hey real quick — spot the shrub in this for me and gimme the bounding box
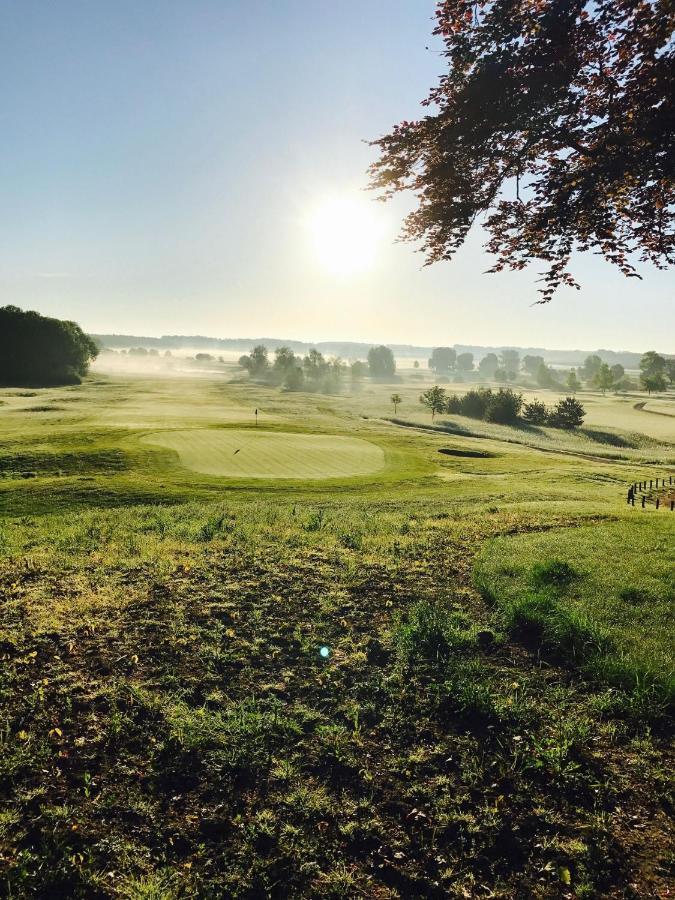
[459,388,493,419]
[446,393,462,413]
[484,388,523,424]
[523,399,548,425]
[548,396,585,428]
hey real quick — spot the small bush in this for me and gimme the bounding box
[523,399,548,425]
[459,388,493,419]
[446,393,462,414]
[484,388,523,424]
[548,396,585,429]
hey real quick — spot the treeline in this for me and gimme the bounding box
[0,306,98,386]
[428,347,674,395]
[420,387,585,429]
[238,344,397,391]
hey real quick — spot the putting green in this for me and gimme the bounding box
[141,429,385,479]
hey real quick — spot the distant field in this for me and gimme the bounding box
[141,428,385,479]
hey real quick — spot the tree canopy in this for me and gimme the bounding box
[428,346,457,372]
[368,345,396,379]
[369,1,675,300]
[0,305,98,386]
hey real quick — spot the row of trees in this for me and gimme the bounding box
[0,305,98,386]
[419,386,585,430]
[238,344,397,391]
[428,346,674,395]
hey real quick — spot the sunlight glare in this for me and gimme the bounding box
[307,194,384,276]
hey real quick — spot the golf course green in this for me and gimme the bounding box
[140,428,385,479]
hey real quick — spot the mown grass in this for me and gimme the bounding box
[0,373,673,897]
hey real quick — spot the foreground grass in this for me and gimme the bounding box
[474,517,675,708]
[0,375,674,897]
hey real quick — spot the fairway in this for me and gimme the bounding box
[141,427,385,478]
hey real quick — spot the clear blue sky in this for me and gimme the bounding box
[0,1,672,351]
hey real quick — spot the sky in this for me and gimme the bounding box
[0,1,672,352]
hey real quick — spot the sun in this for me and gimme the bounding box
[306,194,384,276]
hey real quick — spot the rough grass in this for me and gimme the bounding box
[474,518,675,706]
[0,374,674,897]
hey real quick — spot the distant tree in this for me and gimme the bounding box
[419,386,447,421]
[523,399,548,425]
[593,363,614,394]
[368,1,675,300]
[330,357,347,378]
[273,346,297,381]
[195,352,213,361]
[610,364,625,385]
[164,350,172,358]
[615,376,638,392]
[240,345,269,378]
[493,367,508,384]
[428,346,456,373]
[368,345,396,379]
[640,351,667,377]
[499,350,520,381]
[566,370,582,394]
[639,351,667,394]
[523,355,545,377]
[666,359,675,386]
[350,360,369,381]
[413,360,420,369]
[129,347,148,356]
[456,352,474,373]
[478,353,499,379]
[148,348,159,357]
[536,363,559,389]
[548,397,585,429]
[283,366,305,392]
[581,354,603,383]
[484,388,523,424]
[390,393,402,414]
[303,348,328,382]
[0,305,98,386]
[641,373,666,395]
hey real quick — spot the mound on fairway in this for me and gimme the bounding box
[141,429,385,479]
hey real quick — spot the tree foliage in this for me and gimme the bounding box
[523,354,545,376]
[456,351,474,372]
[523,398,549,424]
[548,396,585,428]
[419,385,448,420]
[478,352,499,378]
[593,362,615,393]
[428,346,457,372]
[0,305,98,386]
[368,345,396,379]
[369,1,675,299]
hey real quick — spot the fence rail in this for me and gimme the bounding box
[626,474,675,511]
